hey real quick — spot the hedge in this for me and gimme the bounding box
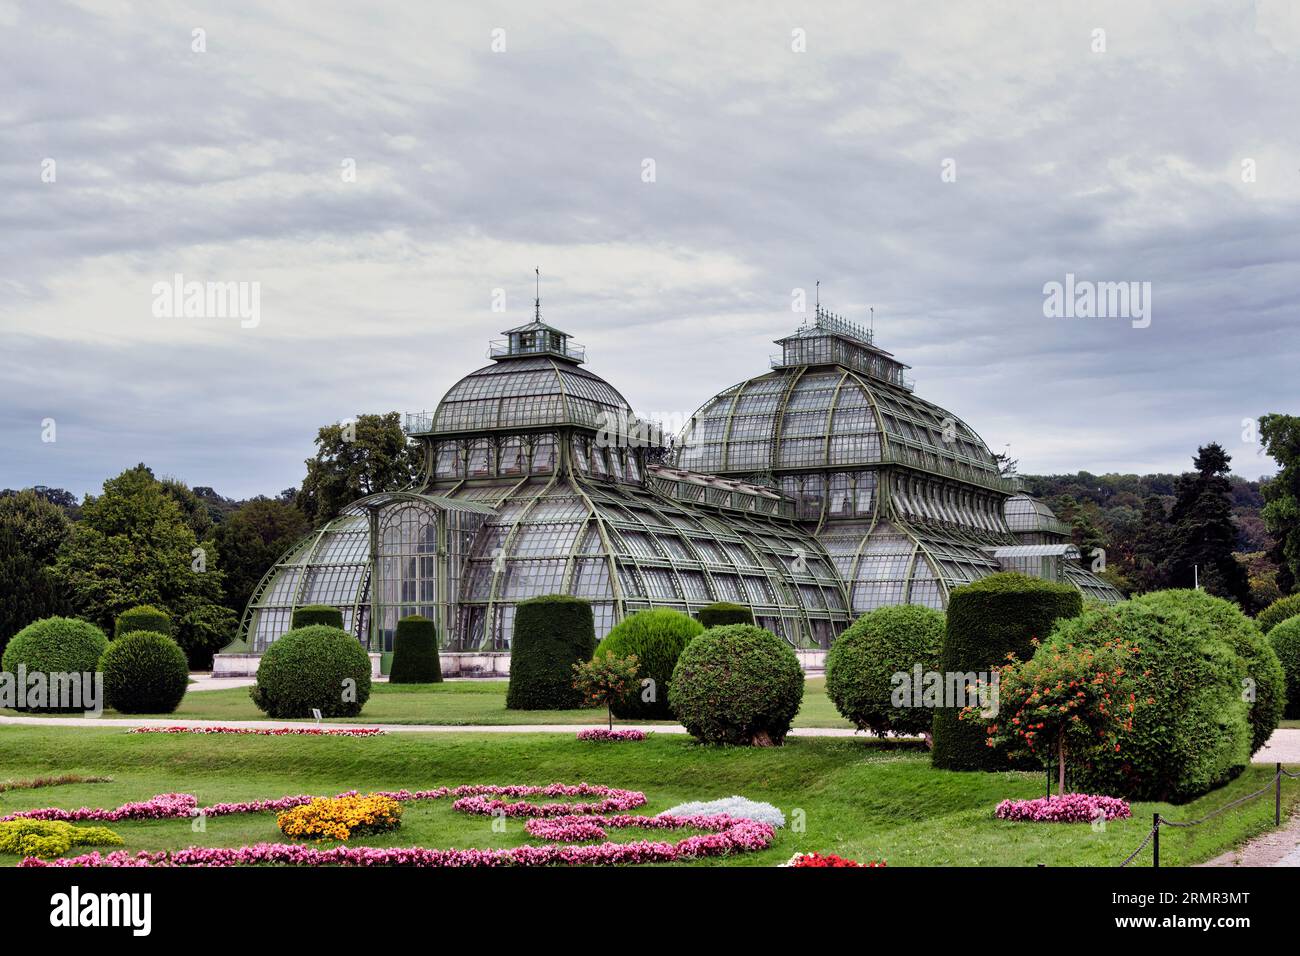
[505,595,596,710]
[1044,591,1251,802]
[250,625,372,718]
[930,572,1082,771]
[291,605,345,630]
[593,609,703,719]
[113,605,172,640]
[0,617,109,713]
[1270,616,1300,720]
[669,624,804,746]
[826,605,946,738]
[389,615,442,684]
[697,602,754,629]
[100,630,190,714]
[1257,594,1300,634]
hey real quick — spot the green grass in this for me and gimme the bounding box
[0,725,1295,867]
[2,677,856,728]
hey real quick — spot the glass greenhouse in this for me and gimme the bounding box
[224,305,1120,664]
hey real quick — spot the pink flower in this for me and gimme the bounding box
[994,793,1131,823]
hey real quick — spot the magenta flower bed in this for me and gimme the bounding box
[995,793,1132,823]
[576,729,646,742]
[127,726,385,737]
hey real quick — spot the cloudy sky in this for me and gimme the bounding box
[2,0,1297,500]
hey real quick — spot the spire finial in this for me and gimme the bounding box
[534,267,541,321]
[815,280,820,314]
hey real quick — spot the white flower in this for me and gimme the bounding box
[658,796,786,829]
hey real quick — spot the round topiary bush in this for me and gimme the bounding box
[931,572,1082,771]
[669,624,804,746]
[291,604,345,630]
[697,602,754,629]
[593,609,704,719]
[250,625,372,718]
[389,615,442,684]
[1044,592,1252,802]
[1,617,108,713]
[826,604,946,738]
[506,595,596,710]
[113,605,172,640]
[100,630,190,714]
[1269,616,1300,720]
[1257,594,1300,634]
[1142,589,1283,754]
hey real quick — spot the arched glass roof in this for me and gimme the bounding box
[1004,493,1074,536]
[431,357,632,434]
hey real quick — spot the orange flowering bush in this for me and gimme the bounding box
[572,653,640,730]
[277,793,402,842]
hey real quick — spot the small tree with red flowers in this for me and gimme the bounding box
[963,638,1141,794]
[572,653,641,730]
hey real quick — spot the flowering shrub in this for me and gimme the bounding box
[572,653,641,729]
[660,796,786,829]
[784,852,885,868]
[524,817,608,841]
[277,793,403,841]
[126,726,385,737]
[576,729,646,742]
[0,820,123,859]
[995,793,1132,823]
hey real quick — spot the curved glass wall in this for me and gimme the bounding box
[431,357,633,433]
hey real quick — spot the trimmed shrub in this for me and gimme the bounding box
[669,624,804,746]
[1,617,108,713]
[291,604,345,630]
[931,572,1082,771]
[826,605,945,738]
[1270,617,1300,720]
[697,602,754,629]
[1142,589,1283,754]
[100,631,190,714]
[113,605,172,640]
[250,625,372,718]
[1257,594,1300,634]
[593,609,704,719]
[506,595,596,710]
[1045,592,1252,802]
[389,615,442,684]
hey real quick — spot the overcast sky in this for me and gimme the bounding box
[2,0,1297,500]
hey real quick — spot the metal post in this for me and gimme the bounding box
[1277,763,1284,827]
[1152,813,1160,868]
[1046,766,1052,799]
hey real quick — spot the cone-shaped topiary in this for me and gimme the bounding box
[1270,616,1300,720]
[389,615,442,684]
[506,595,596,710]
[113,605,172,640]
[696,602,754,629]
[593,608,703,719]
[669,624,804,746]
[1257,594,1300,634]
[250,625,372,718]
[931,572,1082,771]
[291,605,344,630]
[100,630,190,714]
[1,617,108,713]
[826,604,946,738]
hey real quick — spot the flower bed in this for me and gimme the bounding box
[126,726,385,737]
[277,793,403,841]
[783,852,885,868]
[995,793,1132,823]
[660,796,785,829]
[576,729,646,742]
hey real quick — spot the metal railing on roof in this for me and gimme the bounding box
[489,339,586,362]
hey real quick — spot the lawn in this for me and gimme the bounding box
[1,726,1296,867]
[2,677,855,728]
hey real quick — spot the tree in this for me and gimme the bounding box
[52,464,235,668]
[1260,414,1300,595]
[296,412,423,523]
[572,653,641,730]
[1127,495,1171,593]
[1052,494,1106,569]
[1166,444,1251,605]
[160,478,214,541]
[211,498,310,616]
[0,491,73,652]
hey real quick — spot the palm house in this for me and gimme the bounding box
[220,300,1120,670]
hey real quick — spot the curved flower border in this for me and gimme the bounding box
[576,729,646,742]
[126,726,386,737]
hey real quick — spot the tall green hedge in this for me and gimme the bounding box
[113,605,172,640]
[291,605,344,630]
[506,595,595,710]
[1257,594,1300,634]
[593,608,703,719]
[389,615,442,684]
[930,572,1082,771]
[697,602,754,629]
[1270,616,1300,720]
